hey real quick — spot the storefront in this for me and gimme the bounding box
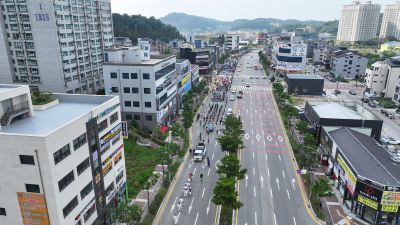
[335,154,357,209]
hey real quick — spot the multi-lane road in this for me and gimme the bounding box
[153,51,320,225]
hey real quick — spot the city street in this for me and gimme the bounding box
[233,51,319,225]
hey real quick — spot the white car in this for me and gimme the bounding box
[231,90,236,94]
[391,155,400,163]
[246,83,250,87]
[230,95,235,101]
[227,108,233,115]
[381,137,400,145]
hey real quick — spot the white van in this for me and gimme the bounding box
[227,108,233,116]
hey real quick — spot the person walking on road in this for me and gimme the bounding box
[200,173,203,182]
[207,157,210,167]
[173,214,178,224]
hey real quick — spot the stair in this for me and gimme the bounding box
[0,101,30,126]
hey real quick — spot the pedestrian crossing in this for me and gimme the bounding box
[231,85,271,92]
[234,74,266,79]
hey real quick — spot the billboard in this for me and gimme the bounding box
[381,191,400,205]
[17,192,50,225]
[100,123,122,151]
[337,154,357,195]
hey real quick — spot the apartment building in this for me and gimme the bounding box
[179,47,212,75]
[272,42,307,74]
[364,61,389,96]
[384,56,400,104]
[0,84,126,225]
[331,51,368,79]
[337,1,380,42]
[0,0,114,93]
[115,37,132,47]
[103,40,178,130]
[380,1,400,40]
[225,33,240,51]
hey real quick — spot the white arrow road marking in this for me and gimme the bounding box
[275,141,278,147]
[282,170,286,179]
[267,168,270,177]
[174,212,181,224]
[196,130,200,135]
[287,189,291,199]
[276,177,280,190]
[245,174,248,187]
[207,167,211,176]
[253,167,255,176]
[194,212,199,225]
[255,212,258,225]
[193,167,197,176]
[246,109,249,114]
[214,141,218,147]
[274,213,277,225]
[189,198,194,213]
[256,134,260,140]
[171,196,178,212]
[270,188,273,199]
[201,187,205,199]
[293,216,297,225]
[245,133,250,139]
[292,178,296,191]
[260,176,264,189]
[214,160,220,170]
[263,140,266,146]
[212,153,214,160]
[278,155,281,161]
[206,198,211,215]
[254,186,256,197]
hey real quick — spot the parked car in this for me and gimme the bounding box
[237,91,243,99]
[334,90,341,95]
[381,137,400,145]
[381,109,387,114]
[349,90,356,95]
[231,90,236,94]
[389,114,395,119]
[230,95,235,101]
[246,83,250,87]
[361,98,370,103]
[391,155,400,163]
[368,102,377,108]
[227,108,233,116]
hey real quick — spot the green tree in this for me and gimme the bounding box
[212,177,243,209]
[170,122,183,139]
[311,177,332,197]
[217,155,247,180]
[303,133,316,147]
[143,174,159,212]
[218,115,244,154]
[111,201,142,224]
[296,121,308,133]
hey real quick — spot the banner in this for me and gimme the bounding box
[121,121,128,139]
[17,192,50,225]
[355,181,383,203]
[337,154,357,195]
[358,195,378,210]
[381,191,400,205]
[100,123,122,151]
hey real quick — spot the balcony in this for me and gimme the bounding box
[155,64,176,80]
[0,101,30,126]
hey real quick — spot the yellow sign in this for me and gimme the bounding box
[180,73,191,85]
[382,191,400,205]
[17,192,50,225]
[358,195,378,210]
[337,155,357,193]
[114,152,122,164]
[382,204,398,212]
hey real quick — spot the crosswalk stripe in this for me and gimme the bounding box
[231,86,271,92]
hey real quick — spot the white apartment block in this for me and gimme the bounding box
[337,1,381,42]
[380,1,400,40]
[384,56,400,104]
[331,51,368,79]
[0,84,126,225]
[364,61,389,96]
[103,40,178,130]
[225,33,240,51]
[0,0,114,94]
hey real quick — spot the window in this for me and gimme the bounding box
[97,119,108,133]
[54,144,71,165]
[19,155,34,165]
[110,72,117,79]
[84,204,95,222]
[145,102,151,108]
[145,115,152,121]
[132,101,140,107]
[134,114,141,120]
[124,101,131,107]
[111,87,118,93]
[125,114,133,120]
[0,208,6,216]
[132,87,139,93]
[116,170,124,184]
[77,158,90,175]
[63,196,78,218]
[143,73,150,79]
[122,73,129,79]
[73,133,87,150]
[110,112,119,124]
[58,171,75,192]
[105,183,115,197]
[144,88,151,94]
[25,184,40,193]
[131,73,138,79]
[80,181,93,200]
[123,87,130,93]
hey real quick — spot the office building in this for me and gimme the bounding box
[0,0,114,94]
[331,51,368,79]
[0,84,126,225]
[103,40,178,130]
[337,1,380,42]
[272,42,307,74]
[190,64,200,86]
[380,2,400,40]
[384,56,400,104]
[179,47,212,75]
[225,33,240,51]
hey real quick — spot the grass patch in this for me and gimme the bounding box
[31,91,55,105]
[379,98,397,109]
[124,136,165,199]
[288,96,305,106]
[219,206,233,225]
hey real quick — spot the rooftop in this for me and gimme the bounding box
[383,41,400,47]
[309,101,363,120]
[176,59,188,63]
[334,51,364,59]
[0,84,23,94]
[329,127,400,186]
[385,56,400,68]
[0,94,115,136]
[286,74,324,80]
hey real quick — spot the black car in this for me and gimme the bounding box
[334,90,341,95]
[368,102,377,108]
[349,90,356,95]
[361,98,369,103]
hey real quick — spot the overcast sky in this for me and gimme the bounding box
[111,0,394,21]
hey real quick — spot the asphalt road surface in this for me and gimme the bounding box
[233,51,319,225]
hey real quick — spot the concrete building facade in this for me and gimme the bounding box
[331,51,368,79]
[379,2,400,40]
[0,84,126,225]
[364,61,389,97]
[0,0,114,94]
[337,1,381,42]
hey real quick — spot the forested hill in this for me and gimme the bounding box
[112,13,184,44]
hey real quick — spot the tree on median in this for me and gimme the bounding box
[217,155,247,180]
[212,177,243,209]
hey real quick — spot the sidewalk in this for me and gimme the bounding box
[313,170,367,225]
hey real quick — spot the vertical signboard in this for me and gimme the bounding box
[17,192,50,225]
[121,121,128,139]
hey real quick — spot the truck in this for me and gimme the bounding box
[194,142,207,162]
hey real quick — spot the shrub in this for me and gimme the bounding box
[31,91,55,105]
[148,187,167,214]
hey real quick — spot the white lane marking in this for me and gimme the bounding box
[188,158,194,168]
[245,174,248,187]
[292,178,296,191]
[253,167,255,176]
[189,198,194,213]
[293,216,297,225]
[174,211,181,224]
[215,141,218,147]
[251,113,253,118]
[270,121,273,126]
[269,114,272,118]
[260,176,264,189]
[202,160,207,169]
[282,170,286,179]
[252,129,254,135]
[201,187,205,199]
[254,186,256,197]
[267,168,270,177]
[255,212,258,225]
[274,213,277,225]
[287,189,291,199]
[262,130,265,135]
[207,167,211,176]
[206,198,211,215]
[212,153,214,160]
[278,155,281,161]
[252,139,254,145]
[276,142,278,147]
[193,167,197,175]
[194,212,199,225]
[171,196,178,212]
[265,153,268,161]
[197,129,200,135]
[276,177,280,190]
[263,140,266,146]
[270,188,273,199]
[273,131,276,136]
